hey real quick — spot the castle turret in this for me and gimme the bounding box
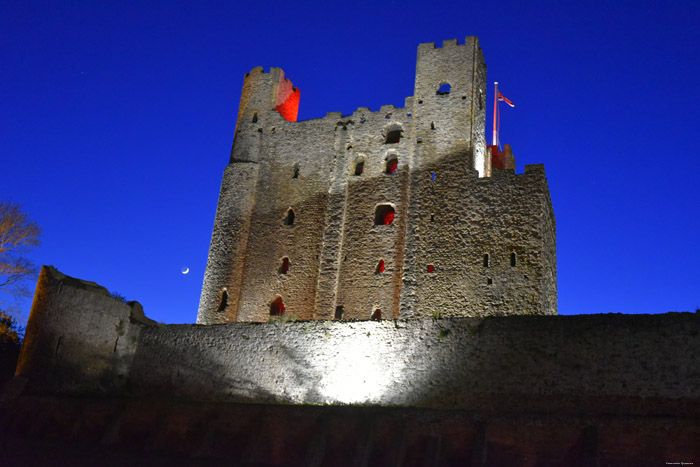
[411,37,487,176]
[199,67,299,323]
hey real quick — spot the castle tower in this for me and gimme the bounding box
[399,37,489,317]
[197,68,300,324]
[198,38,556,324]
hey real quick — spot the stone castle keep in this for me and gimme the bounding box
[198,36,556,324]
[3,38,698,464]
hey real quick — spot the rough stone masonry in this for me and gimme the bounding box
[198,37,556,324]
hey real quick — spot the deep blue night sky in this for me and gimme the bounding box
[2,0,699,324]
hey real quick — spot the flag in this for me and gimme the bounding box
[498,91,515,108]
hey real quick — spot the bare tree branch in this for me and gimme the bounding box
[0,202,41,299]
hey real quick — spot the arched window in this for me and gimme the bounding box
[371,309,382,321]
[284,208,295,226]
[252,112,258,123]
[376,259,385,274]
[292,163,300,179]
[216,289,228,313]
[510,252,517,267]
[335,306,344,320]
[483,254,490,268]
[279,257,290,274]
[437,83,451,95]
[375,205,395,225]
[270,296,285,316]
[385,128,402,144]
[385,157,398,174]
[354,160,364,176]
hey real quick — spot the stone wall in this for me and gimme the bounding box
[16,268,699,414]
[6,267,699,464]
[15,266,155,395]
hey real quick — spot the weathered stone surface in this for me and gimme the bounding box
[15,266,151,395]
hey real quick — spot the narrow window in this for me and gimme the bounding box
[376,259,385,274]
[385,157,398,174]
[354,160,364,176]
[437,83,451,95]
[371,309,382,320]
[430,214,434,223]
[217,290,228,312]
[375,205,395,225]
[270,296,285,316]
[510,252,517,267]
[385,129,402,144]
[483,254,489,267]
[427,264,434,273]
[292,163,299,179]
[335,306,344,320]
[430,122,435,130]
[279,257,290,274]
[430,172,436,181]
[252,112,258,123]
[55,336,63,355]
[487,278,493,285]
[284,208,295,226]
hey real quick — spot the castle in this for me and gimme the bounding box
[198,36,556,324]
[5,38,696,465]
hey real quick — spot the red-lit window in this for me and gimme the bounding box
[376,259,385,274]
[270,296,285,316]
[371,309,382,320]
[279,257,290,274]
[427,265,434,273]
[375,205,395,225]
[386,158,398,174]
[354,161,364,176]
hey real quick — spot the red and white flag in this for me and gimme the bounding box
[498,91,515,108]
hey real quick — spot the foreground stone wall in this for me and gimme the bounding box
[129,312,699,412]
[15,266,155,395]
[7,267,699,463]
[15,268,699,416]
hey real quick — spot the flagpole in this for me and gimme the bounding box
[492,81,498,146]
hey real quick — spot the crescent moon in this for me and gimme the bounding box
[181,267,190,275]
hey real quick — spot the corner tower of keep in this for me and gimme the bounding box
[197,36,556,324]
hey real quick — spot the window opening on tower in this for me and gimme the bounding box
[375,205,395,225]
[279,257,290,274]
[217,289,228,313]
[437,83,451,95]
[385,129,402,144]
[270,296,285,316]
[376,259,385,274]
[354,160,364,176]
[284,208,295,226]
[386,157,398,174]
